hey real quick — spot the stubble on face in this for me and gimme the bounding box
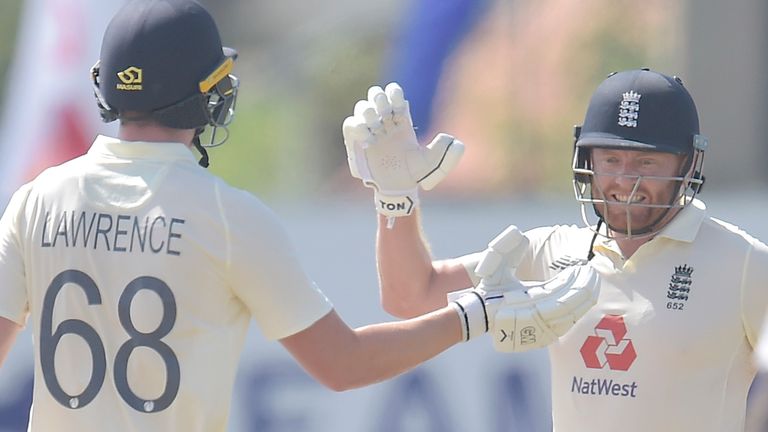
[589,149,687,235]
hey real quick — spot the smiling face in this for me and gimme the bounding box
[589,148,688,235]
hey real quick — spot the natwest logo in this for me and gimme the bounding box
[580,315,636,371]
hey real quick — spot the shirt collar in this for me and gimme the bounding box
[656,198,707,242]
[87,134,198,164]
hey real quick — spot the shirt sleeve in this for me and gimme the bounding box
[741,237,768,349]
[452,224,559,287]
[0,184,31,326]
[517,225,561,280]
[223,192,332,341]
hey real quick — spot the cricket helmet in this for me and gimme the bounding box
[91,0,239,166]
[571,68,708,238]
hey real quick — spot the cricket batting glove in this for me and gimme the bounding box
[342,83,464,218]
[447,226,600,351]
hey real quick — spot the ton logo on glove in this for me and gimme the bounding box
[342,83,465,223]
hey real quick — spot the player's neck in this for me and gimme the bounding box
[614,237,650,259]
[609,207,683,259]
[118,123,195,147]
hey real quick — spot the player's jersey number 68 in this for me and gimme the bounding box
[40,269,179,413]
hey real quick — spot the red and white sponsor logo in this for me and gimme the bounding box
[579,315,636,371]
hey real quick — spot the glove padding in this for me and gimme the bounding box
[447,226,600,352]
[342,82,464,217]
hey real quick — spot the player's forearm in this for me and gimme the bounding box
[376,212,438,317]
[340,307,462,390]
[0,317,21,367]
[281,309,462,392]
[377,212,473,317]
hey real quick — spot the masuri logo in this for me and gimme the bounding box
[116,66,143,91]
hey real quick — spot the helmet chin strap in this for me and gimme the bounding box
[587,219,603,260]
[192,128,209,168]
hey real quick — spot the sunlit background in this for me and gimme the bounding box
[204,0,767,200]
[0,1,766,431]
[0,0,764,199]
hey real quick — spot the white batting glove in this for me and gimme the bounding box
[447,226,600,351]
[342,83,464,217]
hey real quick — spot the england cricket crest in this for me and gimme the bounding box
[618,90,641,127]
[666,264,693,304]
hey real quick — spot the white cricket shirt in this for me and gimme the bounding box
[460,199,768,431]
[758,319,768,371]
[0,136,333,431]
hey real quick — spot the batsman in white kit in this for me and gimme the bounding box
[343,69,768,431]
[0,1,600,431]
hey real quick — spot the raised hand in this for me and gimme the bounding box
[342,83,464,217]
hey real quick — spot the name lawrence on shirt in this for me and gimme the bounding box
[40,210,185,256]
